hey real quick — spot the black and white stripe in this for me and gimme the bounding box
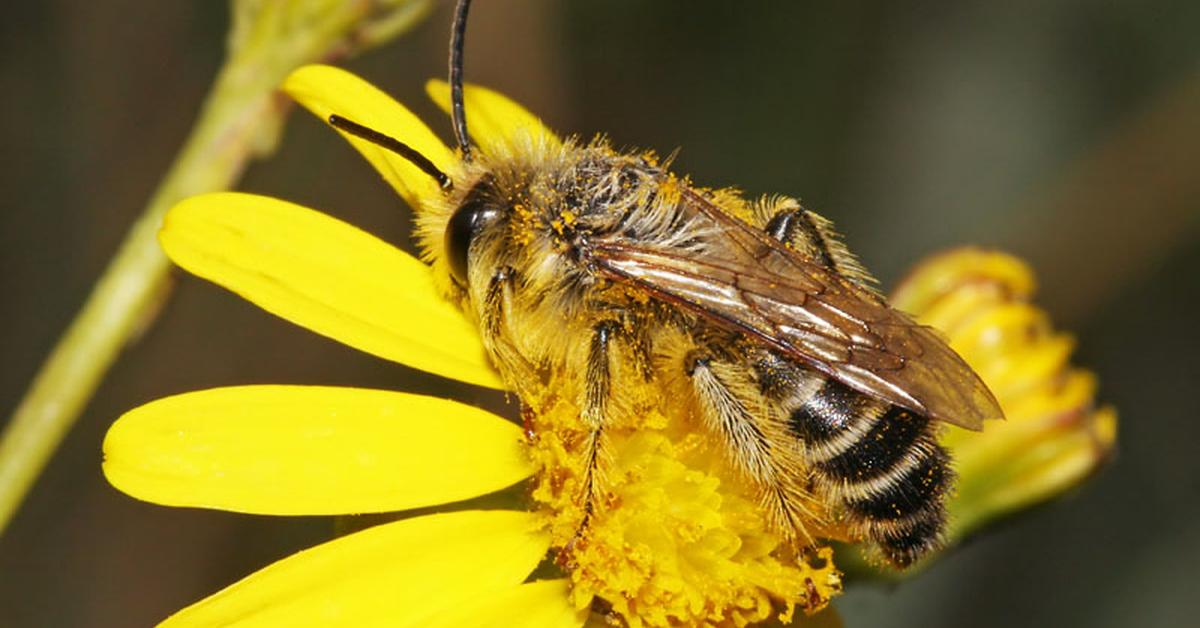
[778,375,952,567]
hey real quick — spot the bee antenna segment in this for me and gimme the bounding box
[327,114,453,191]
[449,0,474,162]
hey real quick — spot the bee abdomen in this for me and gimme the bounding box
[785,379,879,462]
[875,510,945,568]
[784,378,951,568]
[841,448,949,520]
[811,406,931,482]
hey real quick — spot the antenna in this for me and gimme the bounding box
[328,114,452,190]
[449,0,473,161]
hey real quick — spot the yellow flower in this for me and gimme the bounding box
[103,64,1114,626]
[104,65,840,627]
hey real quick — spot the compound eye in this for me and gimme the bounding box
[444,190,500,286]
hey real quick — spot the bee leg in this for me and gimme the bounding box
[480,267,539,396]
[595,305,656,381]
[685,352,814,540]
[758,198,881,294]
[562,320,624,560]
[762,200,833,266]
[578,320,619,523]
[618,310,655,382]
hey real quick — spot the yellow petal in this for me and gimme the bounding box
[283,64,456,210]
[104,386,531,514]
[160,192,503,389]
[951,407,1116,534]
[972,335,1074,403]
[891,247,1035,315]
[950,302,1047,364]
[160,510,549,627]
[426,79,561,154]
[911,283,1001,338]
[423,580,586,628]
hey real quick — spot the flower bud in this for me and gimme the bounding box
[892,248,1116,550]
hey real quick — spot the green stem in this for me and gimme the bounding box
[0,0,433,535]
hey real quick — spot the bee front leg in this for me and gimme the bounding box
[685,352,815,541]
[480,268,540,397]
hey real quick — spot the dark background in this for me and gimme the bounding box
[3,1,1199,626]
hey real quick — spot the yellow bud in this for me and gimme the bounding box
[882,248,1116,566]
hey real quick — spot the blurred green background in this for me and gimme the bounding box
[2,1,1198,626]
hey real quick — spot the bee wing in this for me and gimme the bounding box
[592,189,1002,430]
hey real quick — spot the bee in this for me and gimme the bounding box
[329,0,1003,568]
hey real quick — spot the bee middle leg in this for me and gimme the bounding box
[576,309,657,507]
[578,320,618,520]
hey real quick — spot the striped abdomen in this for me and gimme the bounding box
[781,373,952,568]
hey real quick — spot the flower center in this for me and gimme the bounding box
[523,376,842,627]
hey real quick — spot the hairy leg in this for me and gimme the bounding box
[755,196,880,294]
[685,350,816,540]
